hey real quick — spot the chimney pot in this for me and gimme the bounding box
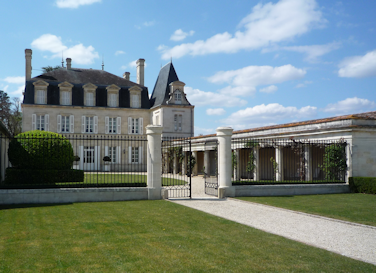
[123,72,130,80]
[25,49,32,80]
[136,58,145,85]
[66,58,72,69]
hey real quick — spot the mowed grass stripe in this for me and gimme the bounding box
[236,193,376,227]
[0,200,375,272]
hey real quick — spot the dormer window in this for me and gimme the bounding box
[174,91,182,104]
[129,86,143,109]
[106,84,120,108]
[33,80,49,105]
[58,81,73,106]
[83,83,97,107]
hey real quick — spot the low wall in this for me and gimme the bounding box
[234,183,350,197]
[0,187,148,205]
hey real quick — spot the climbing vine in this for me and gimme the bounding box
[320,139,347,181]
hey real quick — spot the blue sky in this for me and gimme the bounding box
[1,0,376,136]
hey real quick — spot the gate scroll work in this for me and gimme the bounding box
[204,140,219,196]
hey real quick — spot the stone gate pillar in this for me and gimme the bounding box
[217,127,234,198]
[146,125,163,200]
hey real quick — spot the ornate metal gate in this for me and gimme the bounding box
[161,137,192,198]
[204,140,219,196]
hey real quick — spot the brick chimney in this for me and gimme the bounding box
[25,49,32,80]
[123,72,130,80]
[66,58,72,69]
[136,59,145,85]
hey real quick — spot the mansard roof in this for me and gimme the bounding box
[32,67,142,88]
[149,62,179,108]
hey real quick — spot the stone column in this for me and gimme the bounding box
[146,125,163,200]
[305,145,313,181]
[346,141,352,184]
[192,151,198,176]
[217,127,234,197]
[253,146,260,181]
[275,146,284,181]
[173,153,178,175]
[233,149,239,181]
[204,150,210,177]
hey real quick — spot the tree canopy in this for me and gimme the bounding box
[0,90,22,136]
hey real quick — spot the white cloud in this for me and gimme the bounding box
[338,49,376,78]
[194,126,215,136]
[9,85,25,97]
[31,34,99,65]
[260,85,278,93]
[184,86,247,107]
[283,42,341,62]
[206,108,226,116]
[223,103,317,129]
[56,0,101,8]
[295,81,313,88]
[2,76,25,84]
[208,64,306,96]
[115,50,125,56]
[170,29,195,41]
[143,21,155,27]
[159,0,324,59]
[120,65,127,70]
[323,97,376,115]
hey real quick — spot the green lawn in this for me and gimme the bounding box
[0,201,375,272]
[236,193,376,226]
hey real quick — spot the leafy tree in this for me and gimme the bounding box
[320,139,347,181]
[0,90,21,136]
[42,65,61,73]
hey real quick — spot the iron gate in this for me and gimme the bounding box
[161,137,192,198]
[204,140,219,196]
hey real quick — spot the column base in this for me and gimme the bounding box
[148,187,162,200]
[218,186,235,198]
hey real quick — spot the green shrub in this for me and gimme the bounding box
[8,130,74,170]
[349,177,376,194]
[4,168,84,185]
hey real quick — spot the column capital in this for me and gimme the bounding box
[216,127,233,136]
[146,125,163,135]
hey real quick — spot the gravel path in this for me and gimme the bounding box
[170,176,376,265]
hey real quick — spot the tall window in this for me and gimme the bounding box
[37,115,45,130]
[109,117,117,134]
[36,90,46,104]
[131,118,139,134]
[131,147,139,163]
[61,116,70,132]
[108,93,117,107]
[86,92,94,106]
[174,114,182,131]
[61,91,70,105]
[109,147,117,163]
[174,92,182,104]
[131,94,140,108]
[86,117,94,133]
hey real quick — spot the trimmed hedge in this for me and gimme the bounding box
[8,130,74,170]
[4,168,84,185]
[349,177,376,194]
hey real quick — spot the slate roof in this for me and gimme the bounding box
[149,62,179,108]
[23,67,150,109]
[33,67,142,87]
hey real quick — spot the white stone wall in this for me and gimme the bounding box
[351,131,376,177]
[158,106,194,137]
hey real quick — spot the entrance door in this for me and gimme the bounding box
[204,140,218,196]
[83,146,95,171]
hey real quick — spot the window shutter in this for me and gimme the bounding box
[81,116,86,133]
[174,115,177,131]
[128,117,132,134]
[139,118,143,135]
[139,146,142,164]
[45,114,49,131]
[94,116,98,134]
[105,146,108,156]
[70,115,74,133]
[128,146,132,163]
[117,117,121,134]
[105,116,109,134]
[32,114,36,130]
[179,115,182,131]
[117,146,121,164]
[57,115,62,133]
